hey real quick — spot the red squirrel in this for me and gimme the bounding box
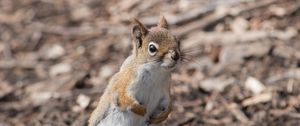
[89,16,181,126]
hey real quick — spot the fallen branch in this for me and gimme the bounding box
[135,0,161,15]
[182,29,297,48]
[270,107,300,119]
[267,69,300,84]
[141,6,216,27]
[0,59,37,69]
[30,22,128,37]
[140,0,245,26]
[174,0,277,36]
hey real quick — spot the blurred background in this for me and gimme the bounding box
[0,0,300,125]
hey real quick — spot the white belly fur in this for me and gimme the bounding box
[97,105,146,126]
[133,63,170,116]
[98,63,170,126]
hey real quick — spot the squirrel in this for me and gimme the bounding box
[88,16,181,126]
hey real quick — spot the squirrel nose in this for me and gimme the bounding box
[171,51,179,61]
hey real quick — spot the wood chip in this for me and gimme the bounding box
[242,93,272,106]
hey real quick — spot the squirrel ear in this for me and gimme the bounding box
[158,16,168,29]
[132,18,148,48]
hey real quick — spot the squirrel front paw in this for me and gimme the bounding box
[129,102,147,116]
[148,106,171,124]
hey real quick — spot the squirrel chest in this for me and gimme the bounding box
[96,62,171,126]
[129,63,171,113]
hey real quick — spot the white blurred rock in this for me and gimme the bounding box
[71,6,92,21]
[76,94,91,109]
[200,77,235,92]
[45,44,65,59]
[245,77,266,95]
[49,63,72,77]
[99,65,114,80]
[231,17,249,33]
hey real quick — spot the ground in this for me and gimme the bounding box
[0,0,300,126]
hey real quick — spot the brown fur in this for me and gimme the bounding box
[112,63,147,116]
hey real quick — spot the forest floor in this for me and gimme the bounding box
[0,0,300,125]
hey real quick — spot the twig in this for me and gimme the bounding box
[227,103,249,123]
[0,59,37,69]
[269,107,300,118]
[29,31,42,50]
[3,43,12,59]
[202,117,232,125]
[242,92,272,107]
[177,116,195,126]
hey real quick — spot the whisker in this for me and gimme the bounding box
[180,57,202,66]
[146,51,203,67]
[180,54,193,60]
[181,50,200,55]
[182,47,202,52]
[179,51,204,66]
[180,49,202,58]
[181,46,203,53]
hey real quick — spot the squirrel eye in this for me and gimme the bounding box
[148,42,158,56]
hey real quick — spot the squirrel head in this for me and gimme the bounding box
[131,16,180,69]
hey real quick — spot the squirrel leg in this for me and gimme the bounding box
[149,96,172,124]
[130,101,147,116]
[116,91,147,116]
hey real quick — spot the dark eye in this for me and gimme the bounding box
[148,42,159,56]
[149,44,157,52]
